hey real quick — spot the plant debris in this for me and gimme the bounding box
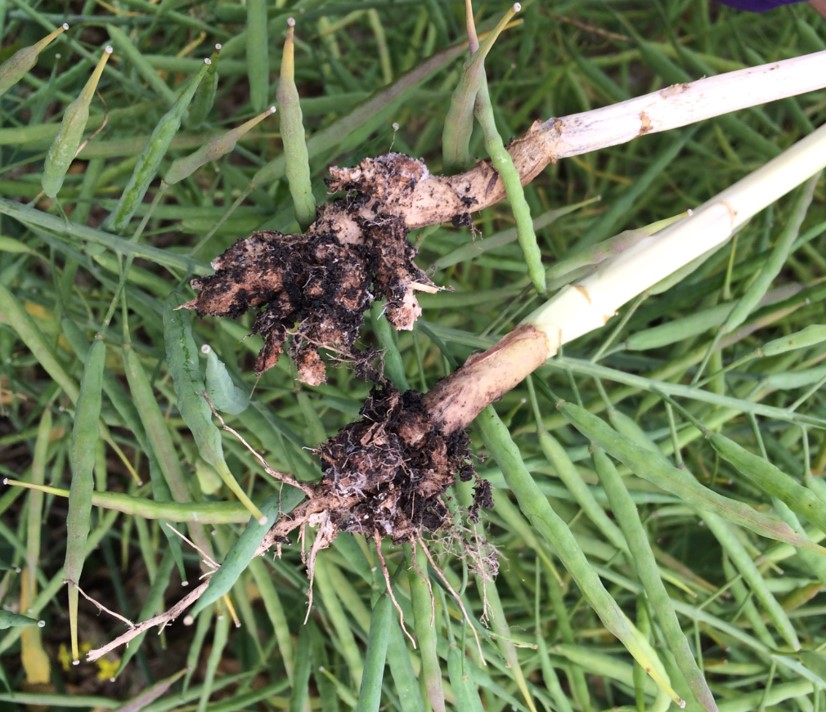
[183,154,440,385]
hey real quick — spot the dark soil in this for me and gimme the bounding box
[257,384,492,555]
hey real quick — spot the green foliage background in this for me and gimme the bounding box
[1,1,825,710]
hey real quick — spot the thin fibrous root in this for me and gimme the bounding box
[303,511,338,624]
[71,580,135,630]
[374,531,415,647]
[418,537,484,662]
[206,393,316,497]
[165,523,219,571]
[87,581,210,663]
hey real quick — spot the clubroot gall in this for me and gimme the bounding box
[185,48,826,383]
[183,155,438,384]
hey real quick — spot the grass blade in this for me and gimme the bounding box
[385,613,425,712]
[0,284,78,401]
[246,0,269,112]
[197,609,230,712]
[20,409,52,688]
[105,23,176,106]
[441,2,517,171]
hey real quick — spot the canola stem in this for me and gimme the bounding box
[427,121,826,433]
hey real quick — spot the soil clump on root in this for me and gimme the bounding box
[255,384,492,556]
[185,154,494,599]
[183,154,441,385]
[318,385,487,542]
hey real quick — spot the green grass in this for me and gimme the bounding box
[1,1,826,710]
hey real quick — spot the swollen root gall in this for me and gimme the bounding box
[184,154,439,384]
[318,385,484,541]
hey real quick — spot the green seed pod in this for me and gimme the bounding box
[277,18,315,230]
[761,324,826,357]
[188,494,283,618]
[187,43,222,128]
[105,60,211,233]
[0,610,41,630]
[0,23,68,98]
[42,46,113,198]
[65,336,105,662]
[202,344,250,415]
[163,297,264,522]
[164,106,275,185]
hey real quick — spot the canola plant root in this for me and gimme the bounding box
[255,383,491,558]
[184,153,511,594]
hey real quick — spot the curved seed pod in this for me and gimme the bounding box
[277,18,315,230]
[442,3,519,171]
[448,4,544,293]
[42,46,113,199]
[469,8,547,296]
[164,106,275,185]
[0,23,68,98]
